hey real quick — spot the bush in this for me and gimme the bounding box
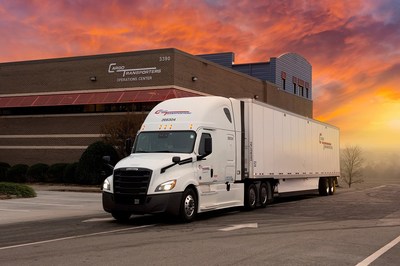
[0,182,36,198]
[27,163,49,183]
[76,141,119,185]
[47,163,68,183]
[6,164,29,183]
[0,162,11,182]
[63,162,79,184]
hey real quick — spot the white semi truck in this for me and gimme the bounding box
[102,96,340,222]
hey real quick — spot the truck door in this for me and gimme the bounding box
[225,133,235,183]
[196,130,236,185]
[197,132,214,184]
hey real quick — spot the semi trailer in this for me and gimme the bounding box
[102,96,340,222]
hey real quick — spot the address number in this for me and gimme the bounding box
[159,56,171,62]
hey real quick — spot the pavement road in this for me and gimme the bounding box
[0,184,399,265]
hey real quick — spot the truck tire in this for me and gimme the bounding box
[260,182,273,208]
[318,177,329,196]
[112,211,131,222]
[179,187,197,222]
[329,177,336,195]
[245,184,257,210]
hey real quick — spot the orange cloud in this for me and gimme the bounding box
[0,0,399,150]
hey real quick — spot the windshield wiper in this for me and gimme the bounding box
[160,157,193,174]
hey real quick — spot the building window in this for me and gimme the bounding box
[306,88,309,98]
[281,71,287,90]
[293,83,297,95]
[300,85,304,97]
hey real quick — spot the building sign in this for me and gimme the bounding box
[108,62,162,82]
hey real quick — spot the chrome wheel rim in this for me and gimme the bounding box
[260,186,267,204]
[184,194,195,217]
[249,187,256,206]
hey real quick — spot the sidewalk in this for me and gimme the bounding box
[0,187,103,225]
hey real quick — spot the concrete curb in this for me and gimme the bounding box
[30,184,101,193]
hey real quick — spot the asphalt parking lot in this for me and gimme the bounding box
[0,183,399,265]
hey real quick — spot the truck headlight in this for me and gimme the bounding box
[103,179,111,191]
[155,180,176,192]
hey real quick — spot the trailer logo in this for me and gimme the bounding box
[319,133,333,150]
[108,62,162,82]
[155,109,191,116]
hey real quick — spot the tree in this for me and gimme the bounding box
[340,145,364,188]
[100,113,147,158]
[76,141,119,185]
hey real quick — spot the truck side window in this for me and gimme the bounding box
[199,133,212,156]
[223,108,232,123]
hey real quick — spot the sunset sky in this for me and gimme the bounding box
[1,0,399,151]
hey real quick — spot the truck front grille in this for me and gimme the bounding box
[113,168,152,205]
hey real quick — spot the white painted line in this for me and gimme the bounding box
[219,223,258,231]
[0,224,154,251]
[356,234,400,266]
[82,217,115,223]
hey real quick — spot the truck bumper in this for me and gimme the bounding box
[102,191,182,216]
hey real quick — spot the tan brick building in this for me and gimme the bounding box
[0,48,312,165]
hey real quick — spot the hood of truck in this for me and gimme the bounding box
[114,153,190,171]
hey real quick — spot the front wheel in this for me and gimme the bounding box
[179,187,197,222]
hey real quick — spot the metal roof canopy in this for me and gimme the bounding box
[0,89,200,108]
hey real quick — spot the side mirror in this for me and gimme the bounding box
[125,138,133,155]
[102,155,114,171]
[172,156,181,163]
[102,155,110,163]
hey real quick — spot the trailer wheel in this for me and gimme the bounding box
[179,187,197,222]
[111,212,131,222]
[329,177,336,195]
[260,182,272,208]
[318,177,329,196]
[245,184,257,210]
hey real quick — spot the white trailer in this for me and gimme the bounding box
[102,96,340,222]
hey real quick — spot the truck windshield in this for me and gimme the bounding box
[133,131,196,154]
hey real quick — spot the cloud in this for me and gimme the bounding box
[0,0,399,150]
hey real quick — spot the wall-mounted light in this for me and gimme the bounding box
[192,76,198,82]
[90,76,97,82]
[254,95,259,99]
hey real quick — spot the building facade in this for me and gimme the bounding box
[0,48,312,165]
[199,52,312,99]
